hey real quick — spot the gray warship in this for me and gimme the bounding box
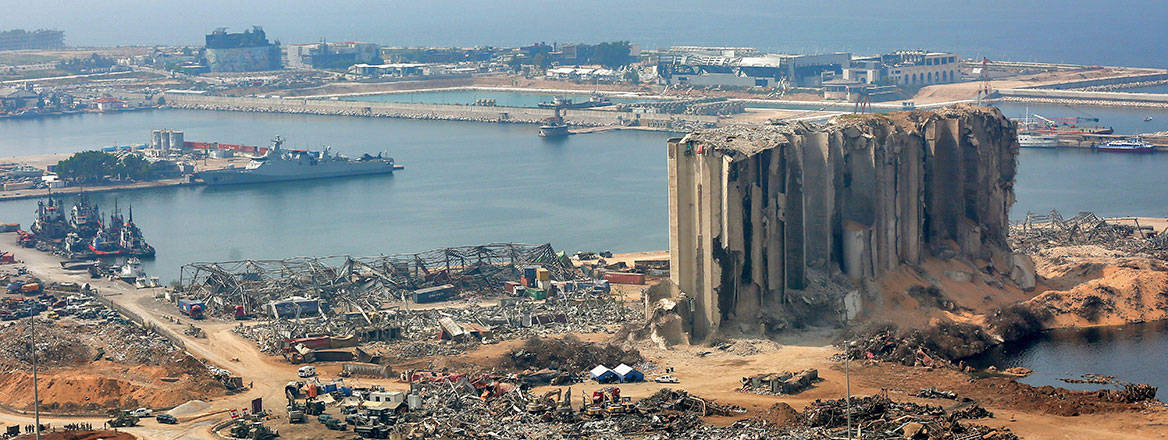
[196,136,400,185]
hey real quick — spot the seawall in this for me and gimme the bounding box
[163,93,721,131]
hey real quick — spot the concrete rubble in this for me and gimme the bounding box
[660,105,1025,342]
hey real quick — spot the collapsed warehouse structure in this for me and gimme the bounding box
[660,105,1028,341]
[180,243,575,319]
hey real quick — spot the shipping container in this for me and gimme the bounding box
[604,272,645,285]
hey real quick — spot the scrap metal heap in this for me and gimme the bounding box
[1011,209,1168,258]
[180,243,575,318]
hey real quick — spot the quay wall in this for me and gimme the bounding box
[1029,72,1168,90]
[163,93,720,130]
[995,88,1168,108]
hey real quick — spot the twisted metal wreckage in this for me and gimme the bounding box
[179,243,576,319]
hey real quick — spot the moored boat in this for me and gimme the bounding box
[1095,137,1155,153]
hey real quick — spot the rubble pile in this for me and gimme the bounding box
[739,369,821,396]
[1011,209,1168,259]
[636,389,745,417]
[86,321,186,365]
[500,336,643,373]
[234,296,641,358]
[0,319,90,369]
[181,242,577,319]
[840,322,995,366]
[803,395,1015,440]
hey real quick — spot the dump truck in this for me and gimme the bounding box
[177,298,205,319]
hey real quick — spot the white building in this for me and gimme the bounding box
[882,51,960,86]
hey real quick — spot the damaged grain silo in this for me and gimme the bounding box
[662,105,1022,342]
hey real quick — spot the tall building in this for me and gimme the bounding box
[0,29,64,50]
[204,26,281,72]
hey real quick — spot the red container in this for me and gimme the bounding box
[603,272,645,285]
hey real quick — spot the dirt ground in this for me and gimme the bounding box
[14,430,136,440]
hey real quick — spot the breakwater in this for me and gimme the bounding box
[995,88,1168,109]
[163,93,720,131]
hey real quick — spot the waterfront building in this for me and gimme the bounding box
[877,50,960,86]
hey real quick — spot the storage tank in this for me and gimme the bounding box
[168,130,184,151]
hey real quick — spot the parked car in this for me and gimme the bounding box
[298,365,317,378]
[155,413,177,424]
[130,408,152,417]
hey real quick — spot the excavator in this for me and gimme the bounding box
[526,389,562,414]
[583,387,631,417]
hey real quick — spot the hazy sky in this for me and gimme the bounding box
[2,0,1166,66]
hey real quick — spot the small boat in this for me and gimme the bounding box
[1095,137,1155,153]
[60,259,98,271]
[118,257,146,282]
[1146,116,1154,122]
[539,107,570,138]
[1017,132,1059,148]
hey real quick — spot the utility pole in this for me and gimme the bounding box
[843,300,852,440]
[31,318,41,440]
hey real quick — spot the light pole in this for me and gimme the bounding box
[843,300,852,440]
[31,317,41,440]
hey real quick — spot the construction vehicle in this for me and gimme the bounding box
[286,401,306,423]
[526,389,561,413]
[177,298,205,319]
[107,410,139,427]
[355,423,391,439]
[229,420,278,439]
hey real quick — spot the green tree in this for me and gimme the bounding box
[118,155,153,181]
[592,41,633,68]
[54,151,120,183]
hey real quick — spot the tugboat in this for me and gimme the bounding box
[88,227,124,256]
[539,107,570,138]
[118,205,155,258]
[31,196,68,239]
[69,195,101,238]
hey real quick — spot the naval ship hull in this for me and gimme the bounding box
[198,162,399,186]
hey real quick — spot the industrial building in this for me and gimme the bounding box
[286,42,380,69]
[204,26,282,72]
[655,47,850,88]
[844,51,961,87]
[150,129,184,150]
[664,106,1023,341]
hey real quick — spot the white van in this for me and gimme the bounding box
[297,365,317,378]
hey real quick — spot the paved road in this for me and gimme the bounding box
[0,233,300,439]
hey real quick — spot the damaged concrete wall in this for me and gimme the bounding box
[666,105,1018,341]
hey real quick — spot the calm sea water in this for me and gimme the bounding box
[966,321,1168,392]
[0,110,670,281]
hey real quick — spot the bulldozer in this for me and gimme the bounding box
[107,410,139,428]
